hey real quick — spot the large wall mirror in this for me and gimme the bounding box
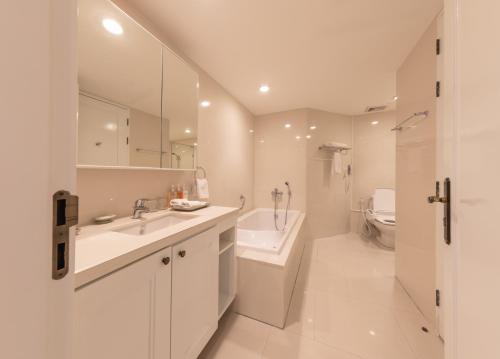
[77,0,198,169]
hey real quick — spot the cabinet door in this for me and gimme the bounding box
[74,247,172,359]
[171,227,219,359]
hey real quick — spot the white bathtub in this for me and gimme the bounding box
[235,208,306,328]
[237,208,300,254]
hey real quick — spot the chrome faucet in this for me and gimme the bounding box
[132,199,149,219]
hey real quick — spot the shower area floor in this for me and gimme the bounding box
[200,233,444,359]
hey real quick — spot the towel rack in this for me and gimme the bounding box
[391,111,429,131]
[195,166,207,179]
[135,147,168,154]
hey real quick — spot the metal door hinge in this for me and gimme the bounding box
[126,137,129,145]
[436,38,441,55]
[436,81,441,97]
[436,289,441,307]
[126,118,129,126]
[428,178,451,245]
[52,190,78,280]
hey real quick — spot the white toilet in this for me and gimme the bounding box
[366,188,396,249]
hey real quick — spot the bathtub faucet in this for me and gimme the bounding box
[271,188,283,202]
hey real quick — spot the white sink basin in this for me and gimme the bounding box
[113,213,197,236]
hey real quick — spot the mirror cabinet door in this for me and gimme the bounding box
[161,48,199,169]
[78,0,199,169]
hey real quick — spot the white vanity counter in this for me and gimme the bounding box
[75,206,238,288]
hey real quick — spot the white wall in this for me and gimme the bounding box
[254,109,308,211]
[254,109,352,239]
[351,111,396,233]
[306,109,352,239]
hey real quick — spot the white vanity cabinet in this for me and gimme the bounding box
[74,225,221,359]
[171,226,219,359]
[74,247,172,359]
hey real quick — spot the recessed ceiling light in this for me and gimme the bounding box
[371,121,379,125]
[102,18,123,35]
[284,123,291,129]
[249,129,254,133]
[295,135,301,140]
[259,84,270,93]
[309,125,317,130]
[185,128,191,134]
[393,96,399,101]
[193,142,198,146]
[259,139,265,143]
[306,135,311,139]
[200,100,211,107]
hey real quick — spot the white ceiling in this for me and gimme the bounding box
[122,0,442,116]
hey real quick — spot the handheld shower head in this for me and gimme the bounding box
[285,181,292,196]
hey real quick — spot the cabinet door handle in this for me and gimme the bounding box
[162,257,170,265]
[178,250,186,258]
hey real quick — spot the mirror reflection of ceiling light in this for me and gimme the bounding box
[105,123,117,131]
[185,128,191,134]
[200,100,211,107]
[284,123,291,129]
[259,84,270,93]
[371,121,379,125]
[102,18,123,35]
[309,125,317,130]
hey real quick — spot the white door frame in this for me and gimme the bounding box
[442,0,459,358]
[0,1,77,358]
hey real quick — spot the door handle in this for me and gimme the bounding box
[427,178,451,245]
[178,250,186,258]
[162,257,170,265]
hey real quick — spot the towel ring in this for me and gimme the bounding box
[195,166,207,179]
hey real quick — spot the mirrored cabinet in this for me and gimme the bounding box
[77,0,198,169]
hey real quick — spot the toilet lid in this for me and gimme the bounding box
[373,188,395,212]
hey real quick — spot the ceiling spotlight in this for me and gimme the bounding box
[193,142,198,146]
[200,100,211,107]
[309,125,317,130]
[371,121,379,125]
[306,135,311,139]
[284,123,291,129]
[249,129,254,133]
[185,128,192,134]
[259,139,265,143]
[393,96,399,101]
[295,135,301,140]
[102,18,123,35]
[259,84,270,93]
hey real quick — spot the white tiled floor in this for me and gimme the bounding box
[200,233,444,359]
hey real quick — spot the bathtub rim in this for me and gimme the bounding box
[236,211,306,268]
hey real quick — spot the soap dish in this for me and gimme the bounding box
[94,214,116,224]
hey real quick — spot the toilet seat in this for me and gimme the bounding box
[367,209,395,226]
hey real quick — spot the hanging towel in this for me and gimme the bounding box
[334,152,343,174]
[196,178,210,200]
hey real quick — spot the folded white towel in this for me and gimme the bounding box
[196,178,210,200]
[334,152,342,174]
[170,199,207,208]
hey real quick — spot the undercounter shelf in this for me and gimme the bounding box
[218,226,237,318]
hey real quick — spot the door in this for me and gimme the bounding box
[74,247,172,359]
[0,1,77,359]
[443,0,500,358]
[435,11,447,340]
[171,227,219,359]
[78,94,130,166]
